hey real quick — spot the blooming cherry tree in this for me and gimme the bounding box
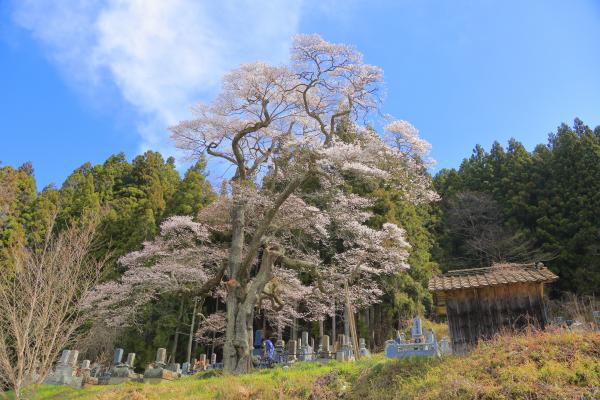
[87,34,435,374]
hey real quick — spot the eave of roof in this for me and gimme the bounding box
[428,263,558,292]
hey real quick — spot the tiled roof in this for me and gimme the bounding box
[428,263,558,292]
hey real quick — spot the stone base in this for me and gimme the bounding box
[82,377,99,387]
[44,374,83,389]
[108,375,142,384]
[143,367,179,382]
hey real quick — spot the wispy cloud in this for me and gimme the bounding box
[12,0,304,155]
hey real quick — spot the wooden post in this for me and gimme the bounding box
[210,300,218,357]
[186,298,199,365]
[170,299,185,363]
[332,300,336,349]
[344,280,360,360]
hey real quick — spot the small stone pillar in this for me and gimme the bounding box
[156,348,167,366]
[440,336,451,354]
[302,331,309,347]
[359,338,370,357]
[426,329,435,344]
[198,354,207,370]
[320,335,330,358]
[287,340,297,361]
[210,353,217,365]
[81,360,91,370]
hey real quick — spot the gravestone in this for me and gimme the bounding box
[126,353,136,368]
[143,348,179,382]
[298,331,314,361]
[319,335,331,359]
[167,363,181,374]
[253,329,264,357]
[44,349,83,388]
[287,340,297,362]
[68,350,79,367]
[411,316,424,343]
[113,348,124,365]
[359,338,370,357]
[274,339,287,364]
[157,348,167,365]
[109,351,141,384]
[80,359,98,387]
[340,335,354,361]
[182,362,190,375]
[385,317,440,359]
[440,336,452,355]
[210,353,217,365]
[197,354,208,371]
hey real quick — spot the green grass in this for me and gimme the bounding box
[7,330,600,400]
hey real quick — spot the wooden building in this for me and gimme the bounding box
[428,263,558,353]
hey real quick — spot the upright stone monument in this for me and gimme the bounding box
[274,339,287,364]
[298,331,314,361]
[319,335,331,359]
[197,354,208,371]
[253,329,263,357]
[384,316,440,359]
[143,348,179,382]
[80,359,98,387]
[113,348,124,365]
[440,336,452,355]
[109,350,141,384]
[287,340,297,362]
[340,334,354,361]
[44,349,83,388]
[359,338,370,357]
[68,350,79,368]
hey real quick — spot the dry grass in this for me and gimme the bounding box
[7,329,599,400]
[348,329,600,400]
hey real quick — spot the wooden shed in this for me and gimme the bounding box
[428,263,558,353]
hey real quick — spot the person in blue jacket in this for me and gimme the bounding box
[263,337,275,361]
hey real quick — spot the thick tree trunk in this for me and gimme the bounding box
[222,175,306,374]
[223,201,278,373]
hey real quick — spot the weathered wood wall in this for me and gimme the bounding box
[445,282,547,353]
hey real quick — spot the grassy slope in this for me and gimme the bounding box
[15,330,600,400]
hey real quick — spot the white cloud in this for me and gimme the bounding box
[12,0,304,155]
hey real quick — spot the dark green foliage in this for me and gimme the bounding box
[433,119,600,295]
[0,152,216,366]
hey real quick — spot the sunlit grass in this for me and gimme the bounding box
[7,330,599,400]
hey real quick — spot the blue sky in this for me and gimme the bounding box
[2,0,600,189]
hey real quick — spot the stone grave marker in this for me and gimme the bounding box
[143,348,179,382]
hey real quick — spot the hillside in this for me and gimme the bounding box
[19,330,600,400]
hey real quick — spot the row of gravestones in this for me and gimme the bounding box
[551,311,600,332]
[44,347,223,389]
[45,328,383,388]
[252,330,371,368]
